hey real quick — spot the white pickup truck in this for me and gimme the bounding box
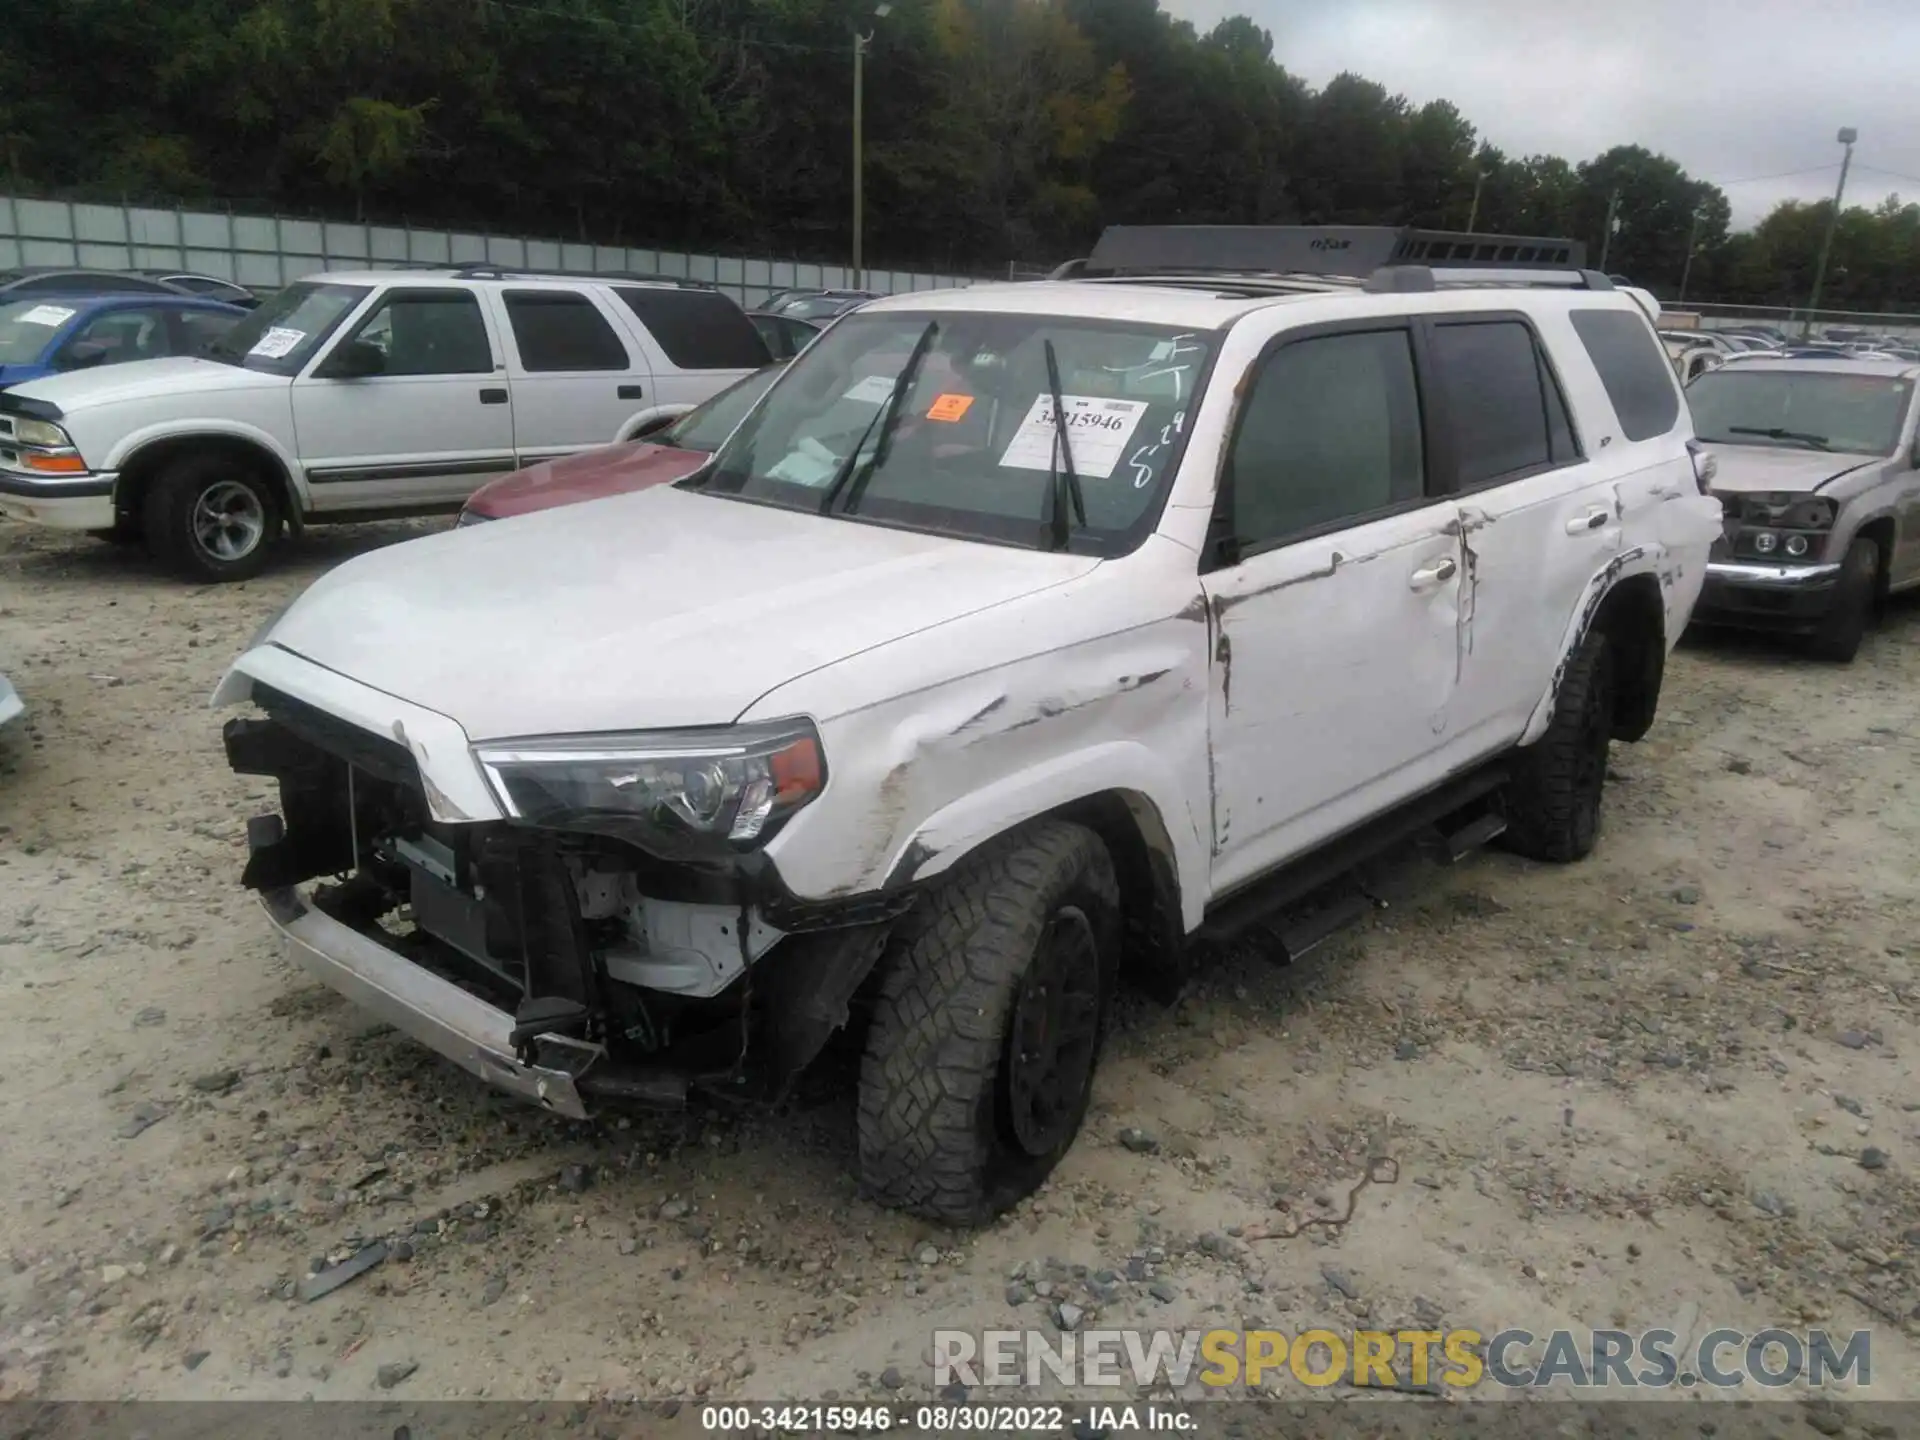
[0,267,769,580]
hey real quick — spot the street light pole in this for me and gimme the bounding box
[1806,125,1858,335]
[1466,169,1486,233]
[1598,188,1621,272]
[1678,208,1701,305]
[850,3,892,292]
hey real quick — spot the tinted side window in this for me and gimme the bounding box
[617,287,771,369]
[346,291,494,375]
[1430,321,1557,485]
[505,290,630,372]
[1228,328,1426,549]
[179,308,244,355]
[1570,308,1681,440]
[63,307,171,365]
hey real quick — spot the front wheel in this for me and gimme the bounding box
[1807,537,1879,664]
[856,821,1119,1224]
[142,454,283,583]
[1502,628,1615,863]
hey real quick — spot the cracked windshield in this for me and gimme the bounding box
[697,311,1213,548]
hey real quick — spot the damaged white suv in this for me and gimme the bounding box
[217,226,1722,1222]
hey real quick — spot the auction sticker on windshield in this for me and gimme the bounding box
[18,305,76,328]
[843,374,896,405]
[248,327,307,360]
[999,395,1149,479]
[927,393,974,422]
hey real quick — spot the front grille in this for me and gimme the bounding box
[252,684,421,791]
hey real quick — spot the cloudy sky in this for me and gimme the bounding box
[1160,0,1920,229]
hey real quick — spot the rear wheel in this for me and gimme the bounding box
[1502,628,1615,863]
[1808,537,1878,664]
[142,453,282,583]
[856,821,1118,1224]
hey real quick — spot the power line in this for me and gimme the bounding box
[1712,163,1839,188]
[1851,162,1920,188]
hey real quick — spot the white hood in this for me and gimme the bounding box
[1701,443,1878,495]
[7,356,288,413]
[259,484,1100,740]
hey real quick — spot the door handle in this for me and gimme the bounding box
[618,384,644,400]
[1409,556,1457,590]
[479,388,508,405]
[1566,508,1610,535]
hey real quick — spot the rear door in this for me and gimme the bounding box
[291,285,518,510]
[611,286,769,407]
[1415,312,1612,753]
[486,287,651,463]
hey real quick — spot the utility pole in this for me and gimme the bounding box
[850,4,893,292]
[1598,188,1621,272]
[1466,170,1486,233]
[1806,126,1858,336]
[1677,208,1701,305]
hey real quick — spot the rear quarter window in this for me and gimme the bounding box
[615,287,772,370]
[1569,308,1682,441]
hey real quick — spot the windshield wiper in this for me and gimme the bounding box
[1042,339,1087,552]
[818,319,938,516]
[1727,425,1832,450]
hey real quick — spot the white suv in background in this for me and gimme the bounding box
[0,267,770,580]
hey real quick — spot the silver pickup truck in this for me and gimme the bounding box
[1690,356,1920,662]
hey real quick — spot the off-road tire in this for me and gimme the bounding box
[143,453,282,583]
[857,820,1119,1224]
[1808,537,1878,664]
[1502,628,1615,864]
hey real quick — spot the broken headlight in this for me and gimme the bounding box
[474,720,825,845]
[1716,491,1837,564]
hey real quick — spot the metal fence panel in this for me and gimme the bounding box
[182,211,229,249]
[75,204,130,244]
[80,243,135,269]
[184,248,238,279]
[16,199,72,240]
[0,192,981,297]
[128,208,178,248]
[368,226,409,262]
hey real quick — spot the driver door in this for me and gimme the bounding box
[292,287,518,511]
[1201,321,1468,897]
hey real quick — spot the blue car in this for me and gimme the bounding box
[0,293,248,390]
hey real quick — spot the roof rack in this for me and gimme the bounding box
[446,264,716,289]
[1050,225,1611,294]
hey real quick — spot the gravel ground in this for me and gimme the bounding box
[4,516,1920,1417]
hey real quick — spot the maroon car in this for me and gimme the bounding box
[457,363,784,524]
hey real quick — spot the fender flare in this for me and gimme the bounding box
[1519,545,1663,746]
[877,740,1208,932]
[108,422,306,517]
[618,404,693,442]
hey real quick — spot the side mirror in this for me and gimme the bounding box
[58,340,111,371]
[322,340,386,379]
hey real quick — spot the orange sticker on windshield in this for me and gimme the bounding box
[927,393,975,422]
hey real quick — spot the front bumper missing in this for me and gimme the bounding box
[260,884,599,1119]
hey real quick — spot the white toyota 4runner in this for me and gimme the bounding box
[0,267,768,580]
[216,227,1722,1222]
